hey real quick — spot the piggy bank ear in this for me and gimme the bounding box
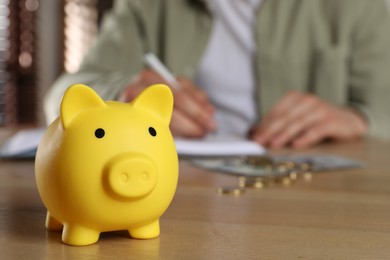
[131,84,173,124]
[60,84,106,129]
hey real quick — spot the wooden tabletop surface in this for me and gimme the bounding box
[1,128,390,259]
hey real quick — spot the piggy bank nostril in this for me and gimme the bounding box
[141,171,149,181]
[120,171,149,183]
[121,172,129,183]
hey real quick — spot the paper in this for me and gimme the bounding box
[174,135,266,157]
[0,129,265,159]
[0,128,46,159]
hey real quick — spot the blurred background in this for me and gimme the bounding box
[1,0,390,127]
[0,0,113,127]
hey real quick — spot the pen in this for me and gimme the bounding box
[143,52,180,89]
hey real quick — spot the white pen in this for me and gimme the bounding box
[143,52,180,89]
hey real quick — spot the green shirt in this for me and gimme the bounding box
[45,0,390,139]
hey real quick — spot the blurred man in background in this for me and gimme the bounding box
[45,0,390,149]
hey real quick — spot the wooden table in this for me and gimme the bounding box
[1,129,390,259]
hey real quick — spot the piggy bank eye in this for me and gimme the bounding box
[95,128,105,138]
[148,127,157,137]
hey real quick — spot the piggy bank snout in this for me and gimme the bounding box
[104,154,157,199]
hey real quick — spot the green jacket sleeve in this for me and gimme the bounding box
[44,0,157,124]
[348,0,390,139]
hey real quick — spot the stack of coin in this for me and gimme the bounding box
[216,156,314,195]
[243,156,274,172]
[216,186,245,196]
[239,176,266,189]
[300,163,313,181]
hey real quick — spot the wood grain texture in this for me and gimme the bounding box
[1,130,390,259]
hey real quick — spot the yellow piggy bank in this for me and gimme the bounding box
[35,84,178,246]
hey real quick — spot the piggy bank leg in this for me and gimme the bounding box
[129,219,160,239]
[45,211,63,231]
[62,224,100,246]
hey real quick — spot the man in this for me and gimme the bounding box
[45,0,390,148]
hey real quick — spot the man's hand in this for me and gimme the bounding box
[249,91,368,149]
[119,69,216,137]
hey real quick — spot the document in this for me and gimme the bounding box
[0,128,46,159]
[0,128,266,159]
[175,135,266,157]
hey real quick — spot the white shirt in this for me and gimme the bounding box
[196,0,262,137]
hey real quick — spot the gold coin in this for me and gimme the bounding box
[300,163,312,171]
[274,176,292,186]
[244,156,274,168]
[238,176,246,187]
[246,178,266,188]
[303,172,313,181]
[216,186,245,195]
[289,171,298,180]
[284,161,297,170]
[238,176,267,188]
[273,161,297,174]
